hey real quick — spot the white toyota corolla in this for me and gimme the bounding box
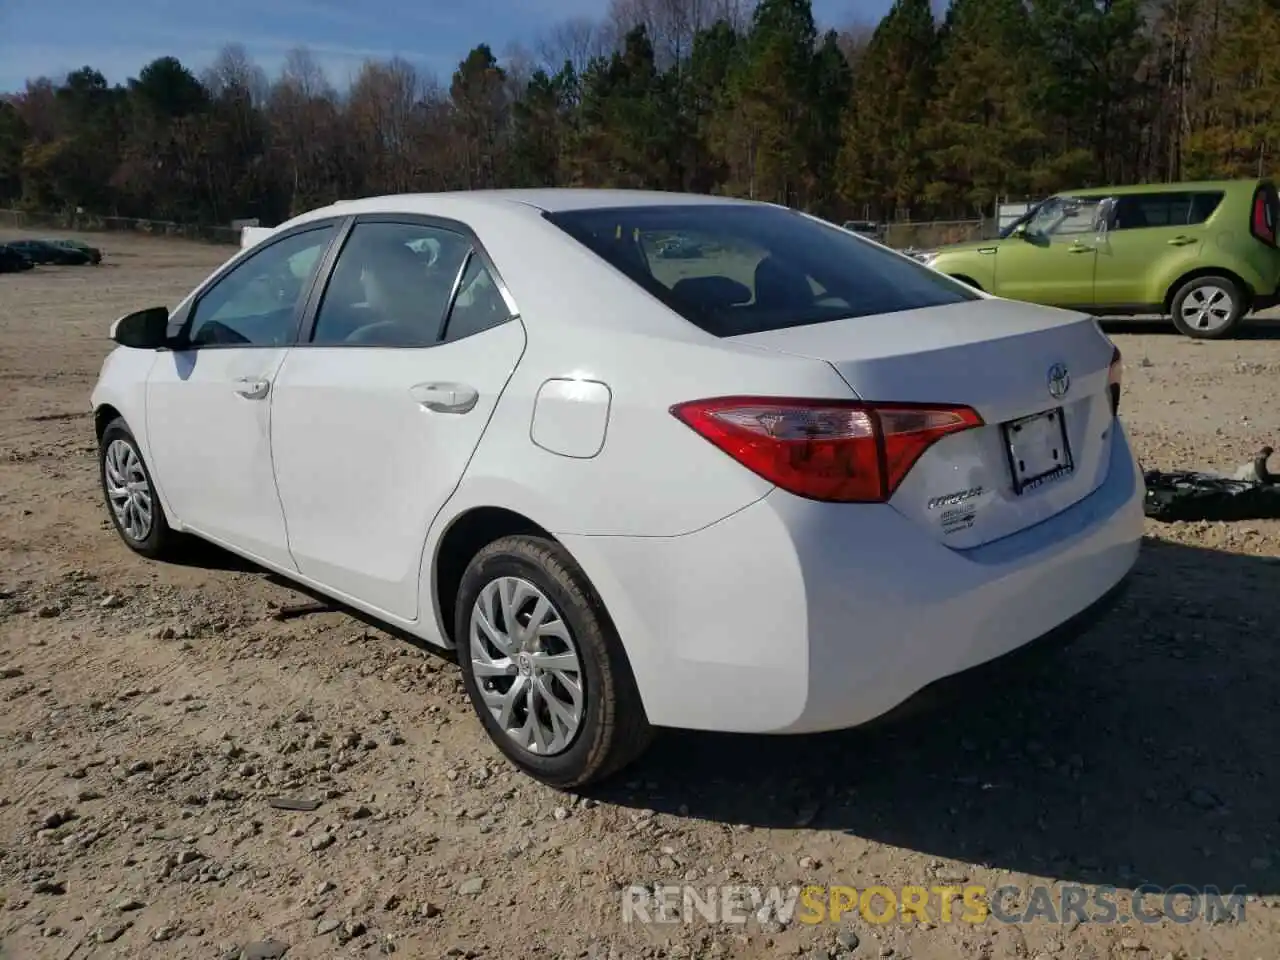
[91,190,1143,786]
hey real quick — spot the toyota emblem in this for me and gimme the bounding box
[1047,363,1070,399]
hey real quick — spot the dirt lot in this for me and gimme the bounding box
[1,229,1278,960]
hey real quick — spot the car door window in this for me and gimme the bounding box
[1028,197,1107,239]
[187,227,335,347]
[1113,191,1224,230]
[311,222,471,347]
[441,254,512,342]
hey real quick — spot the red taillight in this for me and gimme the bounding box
[670,397,983,503]
[1253,189,1277,246]
[1108,345,1122,415]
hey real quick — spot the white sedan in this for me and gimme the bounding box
[91,190,1144,787]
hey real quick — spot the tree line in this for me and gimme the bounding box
[1,0,1278,227]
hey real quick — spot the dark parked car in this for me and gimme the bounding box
[842,220,886,242]
[48,238,103,264]
[0,244,35,272]
[5,239,94,265]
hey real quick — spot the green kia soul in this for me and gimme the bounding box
[921,179,1280,338]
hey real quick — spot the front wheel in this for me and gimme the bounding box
[98,417,178,558]
[1170,275,1245,339]
[455,535,653,788]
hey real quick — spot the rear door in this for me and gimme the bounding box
[1093,190,1218,308]
[994,196,1106,307]
[268,215,526,621]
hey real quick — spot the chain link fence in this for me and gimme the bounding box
[882,218,992,250]
[0,209,240,245]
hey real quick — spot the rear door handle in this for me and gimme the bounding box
[409,382,478,414]
[1168,235,1197,246]
[233,377,270,400]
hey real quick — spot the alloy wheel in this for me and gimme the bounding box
[469,576,585,755]
[1180,285,1235,334]
[103,438,153,542]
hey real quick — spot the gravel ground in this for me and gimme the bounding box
[1,229,1278,960]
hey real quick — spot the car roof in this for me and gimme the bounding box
[1059,179,1259,197]
[294,188,761,224]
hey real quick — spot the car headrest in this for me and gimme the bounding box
[670,276,752,311]
[753,256,813,309]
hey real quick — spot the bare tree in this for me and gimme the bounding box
[347,57,425,193]
[608,0,753,72]
[537,17,612,75]
[280,47,333,100]
[202,44,269,105]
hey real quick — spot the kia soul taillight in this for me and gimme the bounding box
[1251,184,1278,246]
[671,397,983,503]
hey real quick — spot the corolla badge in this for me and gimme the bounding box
[1047,362,1070,400]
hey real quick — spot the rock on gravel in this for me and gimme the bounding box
[240,941,290,959]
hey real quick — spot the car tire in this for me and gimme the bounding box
[98,416,177,559]
[455,534,654,788]
[1170,275,1245,339]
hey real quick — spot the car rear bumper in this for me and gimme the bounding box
[562,422,1144,734]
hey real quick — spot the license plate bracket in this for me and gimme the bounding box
[1002,407,1074,495]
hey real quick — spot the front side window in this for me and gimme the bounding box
[1025,196,1109,239]
[545,205,978,337]
[186,226,335,347]
[311,222,472,346]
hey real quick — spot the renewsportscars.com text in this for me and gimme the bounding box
[622,883,1247,927]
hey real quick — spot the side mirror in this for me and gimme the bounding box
[110,307,171,349]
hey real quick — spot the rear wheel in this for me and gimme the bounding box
[455,534,653,788]
[1170,275,1245,339]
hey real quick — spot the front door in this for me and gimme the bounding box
[145,224,338,568]
[994,195,1108,307]
[269,217,526,621]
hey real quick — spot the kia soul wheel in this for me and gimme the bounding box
[455,535,653,788]
[1171,275,1245,339]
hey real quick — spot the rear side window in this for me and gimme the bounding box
[1112,191,1223,230]
[544,205,978,337]
[311,222,471,346]
[1251,183,1278,247]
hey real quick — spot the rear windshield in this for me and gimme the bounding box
[544,204,979,337]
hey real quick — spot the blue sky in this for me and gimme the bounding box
[0,0,904,93]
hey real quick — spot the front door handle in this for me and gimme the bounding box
[1167,235,1197,246]
[233,377,270,400]
[410,382,479,414]
[1068,243,1094,254]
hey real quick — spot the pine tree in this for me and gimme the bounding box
[1185,0,1280,178]
[715,0,820,205]
[923,0,1044,215]
[837,0,937,218]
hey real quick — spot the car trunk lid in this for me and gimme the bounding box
[731,298,1118,549]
